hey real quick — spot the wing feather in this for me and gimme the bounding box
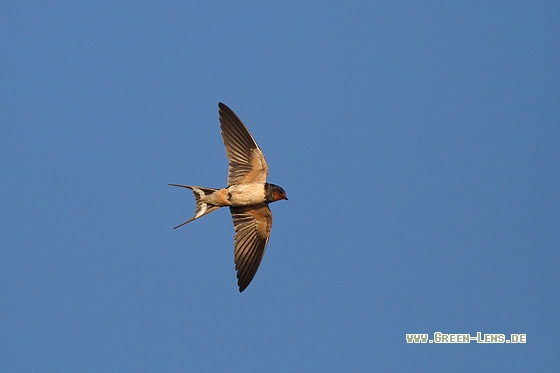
[219,103,268,185]
[229,205,272,292]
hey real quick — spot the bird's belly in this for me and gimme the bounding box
[228,183,266,206]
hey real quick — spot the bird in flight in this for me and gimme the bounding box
[170,102,288,292]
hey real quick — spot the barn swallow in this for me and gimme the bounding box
[169,102,287,292]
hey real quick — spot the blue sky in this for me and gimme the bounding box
[1,1,559,371]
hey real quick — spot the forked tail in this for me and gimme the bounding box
[168,184,221,229]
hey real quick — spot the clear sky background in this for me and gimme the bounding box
[1,1,559,371]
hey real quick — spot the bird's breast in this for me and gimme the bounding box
[228,183,266,206]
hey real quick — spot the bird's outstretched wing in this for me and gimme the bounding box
[219,102,268,186]
[229,204,272,292]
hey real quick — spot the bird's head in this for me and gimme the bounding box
[267,183,288,202]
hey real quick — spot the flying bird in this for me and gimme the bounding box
[170,102,288,292]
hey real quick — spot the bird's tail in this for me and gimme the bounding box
[168,184,222,229]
